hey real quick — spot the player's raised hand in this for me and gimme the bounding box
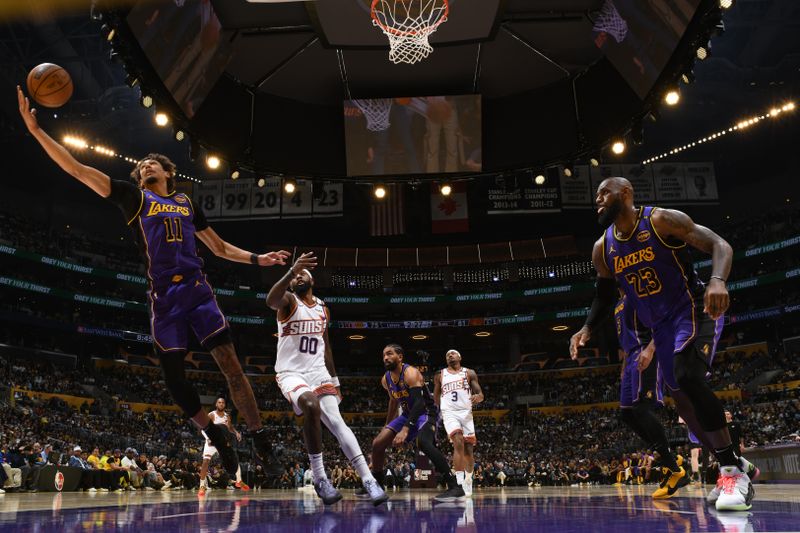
[258,250,290,267]
[17,86,39,133]
[290,252,317,274]
[704,278,729,320]
[569,326,591,360]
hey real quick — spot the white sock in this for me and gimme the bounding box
[465,470,473,482]
[456,471,465,485]
[351,454,376,484]
[309,453,327,481]
[200,478,207,489]
[317,394,374,484]
[235,465,242,483]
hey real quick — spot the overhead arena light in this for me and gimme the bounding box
[155,112,169,127]
[174,129,185,142]
[230,167,240,180]
[374,184,387,199]
[474,331,491,337]
[257,178,266,188]
[551,325,570,331]
[534,174,546,185]
[589,157,600,167]
[562,164,574,177]
[439,183,452,196]
[720,0,734,9]
[284,179,296,194]
[664,89,680,106]
[140,94,153,108]
[348,334,366,340]
[696,43,710,61]
[611,140,626,155]
[62,135,88,149]
[411,335,428,340]
[681,71,695,85]
[206,155,221,170]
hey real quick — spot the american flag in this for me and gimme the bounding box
[370,184,405,236]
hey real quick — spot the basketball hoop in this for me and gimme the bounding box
[371,0,449,65]
[353,98,393,131]
[592,0,628,44]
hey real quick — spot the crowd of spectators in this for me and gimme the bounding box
[2,382,798,495]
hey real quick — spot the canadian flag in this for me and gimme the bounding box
[431,183,469,233]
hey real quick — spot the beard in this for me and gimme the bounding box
[598,197,623,226]
[294,283,310,296]
[383,359,399,371]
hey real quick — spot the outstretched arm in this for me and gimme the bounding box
[467,369,484,405]
[18,86,111,197]
[195,226,289,267]
[265,252,317,314]
[570,237,615,359]
[651,207,733,319]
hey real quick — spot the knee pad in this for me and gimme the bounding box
[158,350,201,417]
[673,346,725,432]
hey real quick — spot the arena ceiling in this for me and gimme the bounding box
[87,0,728,179]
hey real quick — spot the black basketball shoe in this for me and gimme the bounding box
[250,427,285,476]
[204,422,239,477]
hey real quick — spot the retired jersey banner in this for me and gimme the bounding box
[560,165,592,207]
[487,169,561,214]
[195,179,343,220]
[431,182,469,233]
[684,162,719,201]
[653,163,687,202]
[622,164,656,203]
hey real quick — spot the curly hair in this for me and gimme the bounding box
[130,153,177,192]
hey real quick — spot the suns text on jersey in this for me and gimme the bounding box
[441,378,469,394]
[281,319,326,336]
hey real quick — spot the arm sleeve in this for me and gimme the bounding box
[404,387,427,428]
[105,180,144,224]
[190,197,209,231]
[584,277,617,329]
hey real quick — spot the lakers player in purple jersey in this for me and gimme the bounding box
[615,291,688,499]
[18,86,288,477]
[367,344,463,502]
[570,177,755,511]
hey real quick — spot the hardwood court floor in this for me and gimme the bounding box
[1,484,798,532]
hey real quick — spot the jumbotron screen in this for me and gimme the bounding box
[344,95,482,177]
[126,0,235,118]
[593,0,703,99]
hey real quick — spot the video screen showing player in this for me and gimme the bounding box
[344,95,482,177]
[127,0,234,118]
[592,0,702,99]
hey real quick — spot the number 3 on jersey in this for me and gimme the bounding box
[299,336,318,355]
[625,266,662,297]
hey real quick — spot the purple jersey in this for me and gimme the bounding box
[385,364,436,417]
[603,206,704,328]
[133,189,205,287]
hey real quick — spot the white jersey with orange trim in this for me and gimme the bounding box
[210,410,229,426]
[439,367,473,412]
[275,294,328,374]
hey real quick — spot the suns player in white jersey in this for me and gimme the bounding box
[433,349,484,496]
[198,397,248,497]
[266,253,388,506]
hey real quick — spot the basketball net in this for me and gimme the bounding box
[592,0,628,44]
[371,0,449,65]
[353,98,393,131]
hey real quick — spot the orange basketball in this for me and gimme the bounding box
[395,97,412,105]
[26,63,73,108]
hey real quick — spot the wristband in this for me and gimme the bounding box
[250,253,259,265]
[709,275,726,283]
[330,376,340,387]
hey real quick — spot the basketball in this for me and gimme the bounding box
[26,63,73,108]
[395,97,412,105]
[425,98,452,124]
